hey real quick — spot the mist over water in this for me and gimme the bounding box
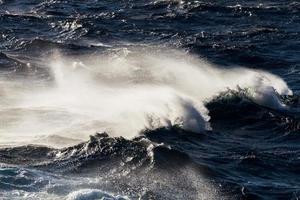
[0,48,292,147]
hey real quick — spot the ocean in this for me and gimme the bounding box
[0,0,299,199]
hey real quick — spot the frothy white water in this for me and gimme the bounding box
[0,48,292,146]
[66,189,129,200]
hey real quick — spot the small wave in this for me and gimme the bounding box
[66,189,129,200]
[207,90,300,133]
[239,27,279,37]
[0,52,48,76]
[0,52,25,70]
[22,39,86,52]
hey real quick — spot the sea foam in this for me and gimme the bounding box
[0,48,292,146]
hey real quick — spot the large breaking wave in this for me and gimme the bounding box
[0,48,292,147]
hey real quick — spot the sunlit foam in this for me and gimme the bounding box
[0,48,292,147]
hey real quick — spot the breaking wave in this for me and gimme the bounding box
[0,48,292,147]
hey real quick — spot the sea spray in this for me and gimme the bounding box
[0,48,292,146]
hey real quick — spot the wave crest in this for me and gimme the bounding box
[0,48,292,146]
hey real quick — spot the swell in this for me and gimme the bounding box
[0,131,221,199]
[0,132,190,171]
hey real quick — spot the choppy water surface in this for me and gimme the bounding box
[0,0,299,199]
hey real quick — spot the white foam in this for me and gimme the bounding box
[0,48,292,146]
[66,189,128,200]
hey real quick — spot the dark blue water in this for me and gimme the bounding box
[0,1,300,199]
